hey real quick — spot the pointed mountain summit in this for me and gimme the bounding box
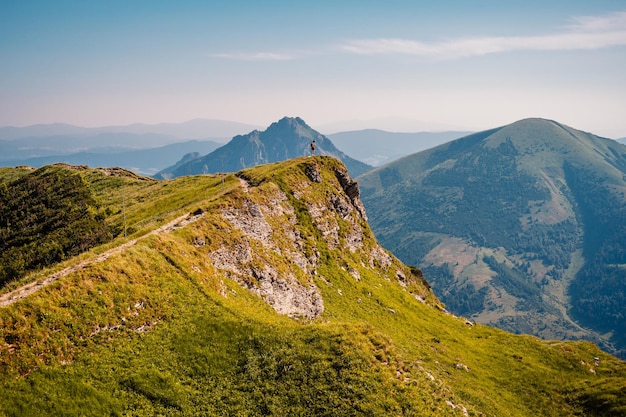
[358,118,626,357]
[155,117,371,179]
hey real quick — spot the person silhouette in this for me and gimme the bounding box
[310,140,316,156]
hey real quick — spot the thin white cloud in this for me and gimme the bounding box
[568,10,626,32]
[209,52,296,61]
[342,10,626,59]
[210,11,626,62]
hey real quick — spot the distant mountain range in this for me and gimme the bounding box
[358,118,626,358]
[3,119,465,176]
[155,117,373,179]
[0,119,260,141]
[0,119,260,175]
[328,129,470,166]
[1,140,221,176]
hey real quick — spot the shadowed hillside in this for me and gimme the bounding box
[358,118,626,358]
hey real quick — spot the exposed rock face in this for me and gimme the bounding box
[370,245,392,270]
[209,240,324,319]
[308,201,341,250]
[303,168,369,253]
[307,192,365,253]
[221,200,272,245]
[209,241,253,275]
[209,183,325,318]
[204,157,421,319]
[247,265,324,319]
[334,168,367,220]
[305,162,322,183]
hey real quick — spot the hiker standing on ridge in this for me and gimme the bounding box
[310,140,316,156]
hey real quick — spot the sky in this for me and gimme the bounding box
[1,0,626,137]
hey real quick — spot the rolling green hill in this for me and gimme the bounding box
[358,118,626,359]
[1,157,625,416]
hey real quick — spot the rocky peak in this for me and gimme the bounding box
[154,117,372,179]
[206,157,427,318]
[272,116,307,129]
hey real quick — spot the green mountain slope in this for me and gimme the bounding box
[358,118,626,358]
[154,117,372,179]
[1,158,625,416]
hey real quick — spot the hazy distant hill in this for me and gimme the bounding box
[358,118,626,357]
[1,159,625,415]
[0,119,259,163]
[2,140,221,176]
[0,132,183,162]
[0,119,257,175]
[328,129,470,166]
[155,117,372,179]
[0,119,259,141]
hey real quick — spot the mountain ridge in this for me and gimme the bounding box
[358,117,626,357]
[1,158,625,415]
[0,119,260,141]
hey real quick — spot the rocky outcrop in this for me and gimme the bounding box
[204,158,422,319]
[209,183,325,318]
[370,245,392,270]
[209,236,324,319]
[208,241,253,275]
[334,168,367,220]
[305,162,322,183]
[221,200,272,245]
[247,265,323,319]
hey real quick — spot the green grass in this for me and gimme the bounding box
[0,158,625,416]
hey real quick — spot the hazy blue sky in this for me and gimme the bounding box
[2,1,625,136]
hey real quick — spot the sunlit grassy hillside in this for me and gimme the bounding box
[0,158,625,416]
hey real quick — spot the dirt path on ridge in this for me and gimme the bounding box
[0,211,204,308]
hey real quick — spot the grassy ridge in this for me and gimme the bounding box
[0,159,625,416]
[0,165,112,286]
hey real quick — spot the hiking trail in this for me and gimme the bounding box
[0,211,204,308]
